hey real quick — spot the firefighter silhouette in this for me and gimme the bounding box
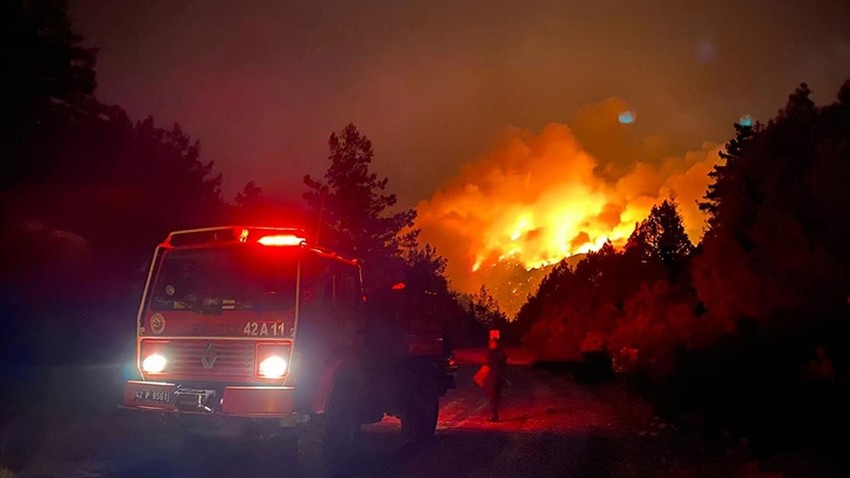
[481,336,507,422]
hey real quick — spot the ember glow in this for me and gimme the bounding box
[416,98,723,312]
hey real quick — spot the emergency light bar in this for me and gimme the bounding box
[163,226,308,248]
[159,225,358,265]
[257,234,307,246]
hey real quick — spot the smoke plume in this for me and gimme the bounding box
[416,98,722,314]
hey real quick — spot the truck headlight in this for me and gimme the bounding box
[142,353,167,373]
[259,356,287,378]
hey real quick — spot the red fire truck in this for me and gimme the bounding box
[122,226,455,467]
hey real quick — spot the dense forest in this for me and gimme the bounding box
[514,81,850,455]
[2,0,848,460]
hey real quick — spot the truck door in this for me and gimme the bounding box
[292,257,364,411]
[325,260,365,354]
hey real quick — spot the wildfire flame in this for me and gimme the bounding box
[416,98,722,313]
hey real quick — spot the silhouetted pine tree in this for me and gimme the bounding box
[303,124,417,261]
[303,123,419,316]
[627,199,693,278]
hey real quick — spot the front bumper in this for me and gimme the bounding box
[123,380,298,423]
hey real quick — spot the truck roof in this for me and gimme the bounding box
[160,225,359,267]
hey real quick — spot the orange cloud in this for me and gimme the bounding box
[416,98,722,313]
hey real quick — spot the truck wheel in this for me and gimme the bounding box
[321,380,361,476]
[401,391,439,444]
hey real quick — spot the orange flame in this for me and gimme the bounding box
[416,98,722,314]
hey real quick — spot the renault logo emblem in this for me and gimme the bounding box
[201,343,218,369]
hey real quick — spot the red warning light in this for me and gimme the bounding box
[257,234,306,246]
[391,282,406,291]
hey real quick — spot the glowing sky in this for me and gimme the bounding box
[70,0,850,207]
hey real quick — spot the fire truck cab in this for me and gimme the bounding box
[123,226,455,464]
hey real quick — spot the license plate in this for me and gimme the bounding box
[133,389,171,404]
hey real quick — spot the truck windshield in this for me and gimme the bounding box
[150,246,298,312]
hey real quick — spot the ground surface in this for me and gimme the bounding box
[0,355,791,478]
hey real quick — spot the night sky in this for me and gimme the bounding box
[69,0,850,207]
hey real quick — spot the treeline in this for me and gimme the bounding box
[2,1,224,305]
[0,0,496,365]
[515,81,850,457]
[1,0,231,363]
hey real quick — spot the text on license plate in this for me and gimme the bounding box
[134,389,171,404]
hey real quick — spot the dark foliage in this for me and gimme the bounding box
[303,124,487,345]
[627,199,694,280]
[1,1,226,365]
[519,201,694,364]
[1,0,97,188]
[518,80,850,461]
[678,81,850,459]
[303,124,421,315]
[230,180,310,226]
[303,124,417,260]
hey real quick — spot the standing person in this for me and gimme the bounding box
[485,337,507,422]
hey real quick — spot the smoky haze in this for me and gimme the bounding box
[68,0,850,313]
[70,0,850,207]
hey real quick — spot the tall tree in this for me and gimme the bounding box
[627,199,694,277]
[694,81,850,325]
[699,122,754,220]
[1,0,98,187]
[102,117,224,254]
[467,285,508,329]
[303,124,417,284]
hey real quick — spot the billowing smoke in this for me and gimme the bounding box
[416,98,722,314]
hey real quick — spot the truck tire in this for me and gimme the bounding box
[401,390,439,444]
[321,379,361,476]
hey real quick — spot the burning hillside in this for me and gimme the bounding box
[416,98,723,314]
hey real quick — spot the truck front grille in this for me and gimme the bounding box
[163,340,255,377]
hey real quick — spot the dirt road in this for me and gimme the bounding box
[0,363,716,478]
